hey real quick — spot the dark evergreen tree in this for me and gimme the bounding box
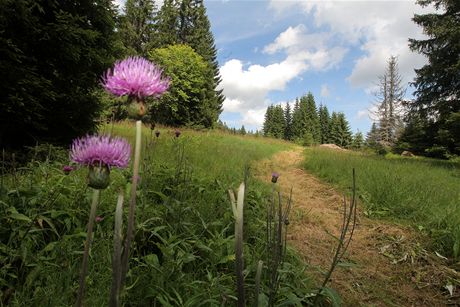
[408,0,460,157]
[240,125,246,135]
[262,104,285,139]
[318,104,331,144]
[263,105,274,137]
[397,112,435,154]
[337,112,353,147]
[296,95,310,142]
[284,102,293,140]
[329,112,341,145]
[305,92,320,143]
[366,122,380,147]
[272,105,286,139]
[291,98,303,140]
[329,112,352,147]
[292,92,320,144]
[119,0,158,56]
[153,0,178,47]
[184,0,224,124]
[352,131,364,149]
[0,0,118,147]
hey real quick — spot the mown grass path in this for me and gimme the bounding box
[255,147,458,306]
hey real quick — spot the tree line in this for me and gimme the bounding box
[262,93,364,149]
[1,0,458,159]
[0,0,223,148]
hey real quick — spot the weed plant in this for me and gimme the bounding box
[304,147,460,258]
[1,124,313,305]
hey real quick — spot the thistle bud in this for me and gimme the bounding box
[271,172,279,183]
[88,164,111,190]
[127,101,146,119]
[63,165,73,175]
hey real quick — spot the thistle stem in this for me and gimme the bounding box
[120,120,142,290]
[76,189,101,307]
[109,190,124,307]
[235,183,246,307]
[254,260,263,307]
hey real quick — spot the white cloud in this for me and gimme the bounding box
[356,109,369,120]
[262,25,347,71]
[241,108,267,127]
[220,24,347,128]
[320,84,330,98]
[113,0,164,12]
[223,98,243,113]
[220,58,302,111]
[112,0,125,11]
[356,105,378,121]
[268,0,435,91]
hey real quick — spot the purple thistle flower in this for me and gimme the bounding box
[63,165,74,175]
[175,130,181,138]
[102,56,170,100]
[70,135,131,168]
[271,172,279,183]
[155,130,160,137]
[95,216,104,223]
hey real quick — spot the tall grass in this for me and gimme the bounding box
[304,147,460,257]
[1,123,312,306]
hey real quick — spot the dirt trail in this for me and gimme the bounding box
[255,148,458,306]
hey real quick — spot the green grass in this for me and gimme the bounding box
[1,123,313,306]
[105,122,294,184]
[303,147,460,257]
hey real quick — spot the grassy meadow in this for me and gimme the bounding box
[304,147,460,257]
[1,123,316,306]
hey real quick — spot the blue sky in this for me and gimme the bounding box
[114,0,435,134]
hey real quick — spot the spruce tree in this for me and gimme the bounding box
[119,0,158,56]
[284,102,293,140]
[153,0,178,47]
[305,92,320,143]
[352,131,364,149]
[408,0,460,156]
[187,0,224,123]
[329,112,341,146]
[397,112,434,154]
[0,0,118,147]
[318,104,331,144]
[337,112,353,147]
[273,105,286,139]
[262,104,285,138]
[263,105,274,137]
[366,122,380,147]
[291,99,302,140]
[296,95,310,142]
